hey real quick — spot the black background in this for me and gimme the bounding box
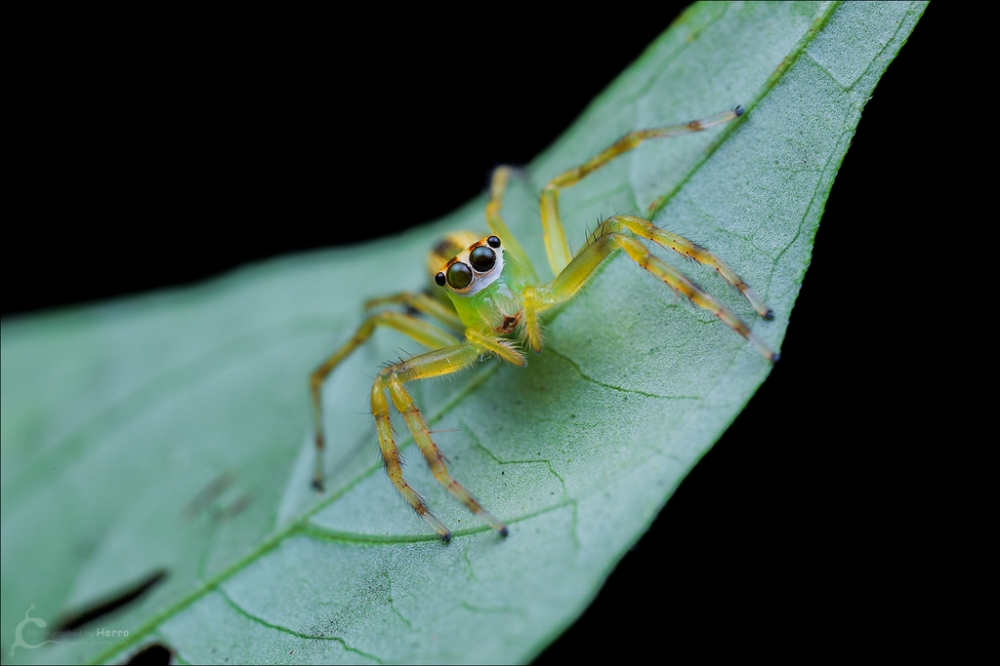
[6,3,954,659]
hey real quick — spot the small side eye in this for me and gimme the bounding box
[469,246,496,272]
[487,236,501,248]
[435,272,446,287]
[446,262,473,289]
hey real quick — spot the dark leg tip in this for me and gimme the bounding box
[499,526,509,537]
[770,352,781,363]
[734,105,745,117]
[311,478,325,493]
[764,309,775,320]
[441,531,452,544]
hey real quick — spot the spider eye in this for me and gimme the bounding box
[446,262,473,289]
[435,272,446,287]
[469,246,496,272]
[487,235,501,248]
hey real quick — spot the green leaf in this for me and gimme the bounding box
[2,2,925,663]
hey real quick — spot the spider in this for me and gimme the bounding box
[310,105,777,542]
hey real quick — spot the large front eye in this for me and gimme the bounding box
[446,262,473,289]
[469,246,496,272]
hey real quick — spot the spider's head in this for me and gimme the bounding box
[433,235,504,296]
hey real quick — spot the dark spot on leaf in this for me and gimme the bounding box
[183,471,237,518]
[125,642,173,665]
[56,570,167,632]
[214,493,253,522]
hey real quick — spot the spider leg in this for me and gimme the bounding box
[364,292,465,332]
[613,215,773,319]
[518,218,624,352]
[539,107,744,276]
[310,311,460,491]
[614,234,777,361]
[485,167,539,283]
[530,216,777,361]
[373,339,517,540]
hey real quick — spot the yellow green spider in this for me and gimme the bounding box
[310,105,777,542]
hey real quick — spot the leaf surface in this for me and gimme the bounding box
[0,2,926,663]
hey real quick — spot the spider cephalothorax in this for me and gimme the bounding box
[310,105,776,542]
[432,234,530,337]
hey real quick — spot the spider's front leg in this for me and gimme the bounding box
[529,215,778,361]
[372,340,518,541]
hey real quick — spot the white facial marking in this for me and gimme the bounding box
[445,241,504,296]
[461,245,504,296]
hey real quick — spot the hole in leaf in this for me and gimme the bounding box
[55,570,167,631]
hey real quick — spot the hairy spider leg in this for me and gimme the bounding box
[364,292,465,332]
[539,107,745,276]
[525,215,778,361]
[309,310,460,490]
[603,215,773,319]
[373,339,521,541]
